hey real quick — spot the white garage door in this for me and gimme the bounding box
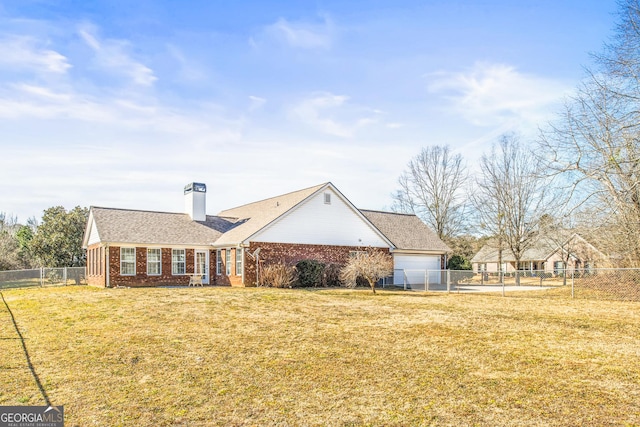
[393,254,442,287]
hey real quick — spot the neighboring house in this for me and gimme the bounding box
[471,233,607,275]
[83,182,451,287]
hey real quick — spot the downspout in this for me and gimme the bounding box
[240,246,245,286]
[105,244,110,288]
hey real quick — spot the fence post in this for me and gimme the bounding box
[446,270,450,294]
[403,271,407,291]
[40,267,44,287]
[571,269,575,299]
[425,270,429,292]
[63,267,67,286]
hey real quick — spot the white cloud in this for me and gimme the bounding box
[78,24,157,86]
[259,16,334,49]
[248,95,266,111]
[290,92,378,138]
[426,62,570,127]
[0,36,71,74]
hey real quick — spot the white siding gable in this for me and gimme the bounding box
[250,187,389,247]
[87,218,101,246]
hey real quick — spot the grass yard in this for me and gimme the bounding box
[0,286,639,426]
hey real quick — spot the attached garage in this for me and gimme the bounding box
[360,209,450,289]
[393,252,443,287]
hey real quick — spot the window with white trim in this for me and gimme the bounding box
[172,249,186,275]
[226,249,232,275]
[216,249,222,275]
[120,247,136,276]
[553,261,564,275]
[324,192,331,204]
[236,248,243,276]
[147,248,161,275]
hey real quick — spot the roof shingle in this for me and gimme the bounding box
[360,210,451,252]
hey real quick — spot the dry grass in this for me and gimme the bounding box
[0,286,639,426]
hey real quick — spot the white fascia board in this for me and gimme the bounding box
[392,249,447,255]
[82,209,96,249]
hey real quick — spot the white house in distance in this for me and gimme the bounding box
[82,182,451,287]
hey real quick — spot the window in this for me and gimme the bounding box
[216,249,223,275]
[553,261,564,275]
[172,249,186,275]
[147,248,161,275]
[226,249,232,275]
[236,248,243,276]
[120,247,136,276]
[324,192,331,204]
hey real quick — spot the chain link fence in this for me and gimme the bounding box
[0,267,87,289]
[386,268,640,302]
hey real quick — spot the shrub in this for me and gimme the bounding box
[259,262,296,288]
[448,255,472,270]
[295,260,325,287]
[321,263,342,287]
[340,250,393,294]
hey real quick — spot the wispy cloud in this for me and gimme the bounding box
[0,35,71,74]
[427,62,570,127]
[248,95,266,111]
[78,24,157,86]
[166,44,207,82]
[255,15,334,49]
[290,92,377,138]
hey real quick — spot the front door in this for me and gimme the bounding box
[195,250,209,284]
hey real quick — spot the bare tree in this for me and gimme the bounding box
[472,134,556,285]
[392,145,468,241]
[340,250,393,294]
[539,0,640,266]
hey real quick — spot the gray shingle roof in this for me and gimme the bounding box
[360,210,451,252]
[470,232,575,263]
[90,207,238,246]
[87,184,450,253]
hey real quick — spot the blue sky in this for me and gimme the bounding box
[0,0,618,222]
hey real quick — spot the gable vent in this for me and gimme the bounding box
[324,193,331,204]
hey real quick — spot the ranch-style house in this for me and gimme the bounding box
[82,182,451,287]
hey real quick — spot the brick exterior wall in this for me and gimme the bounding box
[103,246,217,287]
[213,248,242,286]
[86,243,106,287]
[242,242,391,287]
[95,243,393,288]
